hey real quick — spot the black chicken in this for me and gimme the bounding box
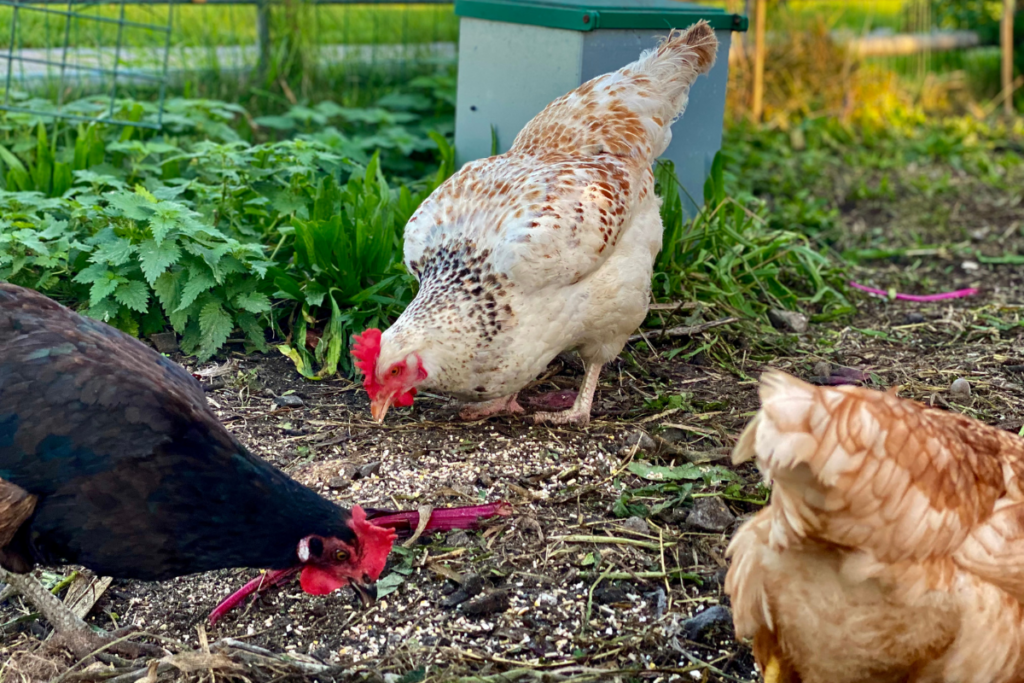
[0,283,417,656]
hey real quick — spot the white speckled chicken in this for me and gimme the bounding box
[725,369,1024,683]
[352,22,719,425]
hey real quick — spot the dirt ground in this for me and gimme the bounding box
[2,158,1023,683]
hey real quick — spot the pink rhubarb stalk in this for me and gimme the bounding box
[208,567,298,626]
[208,501,512,626]
[848,281,978,303]
[367,501,513,535]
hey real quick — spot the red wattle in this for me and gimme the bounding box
[300,565,347,595]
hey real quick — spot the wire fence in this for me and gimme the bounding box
[0,0,457,125]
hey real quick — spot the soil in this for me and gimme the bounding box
[1,156,1023,683]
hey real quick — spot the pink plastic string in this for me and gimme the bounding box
[848,281,978,303]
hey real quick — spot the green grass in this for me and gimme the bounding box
[0,3,457,50]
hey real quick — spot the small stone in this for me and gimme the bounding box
[338,464,358,480]
[680,605,732,641]
[950,378,971,399]
[273,394,304,408]
[685,497,736,533]
[768,309,809,334]
[621,516,649,535]
[536,593,557,606]
[619,430,655,455]
[459,590,510,616]
[903,312,925,324]
[961,260,980,272]
[593,584,628,605]
[476,471,494,488]
[356,461,382,479]
[655,506,688,525]
[441,573,484,608]
[327,477,351,490]
[446,529,473,547]
[969,227,990,241]
[149,332,179,354]
[813,361,831,378]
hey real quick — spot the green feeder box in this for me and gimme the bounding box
[453,0,747,217]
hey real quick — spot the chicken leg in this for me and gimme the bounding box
[459,393,525,421]
[528,362,602,426]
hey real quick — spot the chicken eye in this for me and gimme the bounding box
[389,367,400,376]
[335,549,349,562]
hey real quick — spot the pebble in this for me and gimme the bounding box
[459,590,510,617]
[685,497,736,533]
[813,361,831,378]
[903,312,925,324]
[680,605,732,641]
[475,471,494,488]
[446,529,474,547]
[619,430,656,455]
[768,309,809,334]
[950,378,971,399]
[357,461,382,479]
[274,394,304,408]
[621,516,650,535]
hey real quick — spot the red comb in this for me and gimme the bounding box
[351,329,383,397]
[349,505,397,581]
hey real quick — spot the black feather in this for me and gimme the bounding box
[0,284,354,580]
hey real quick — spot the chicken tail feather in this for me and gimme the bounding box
[509,21,718,164]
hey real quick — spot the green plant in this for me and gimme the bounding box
[270,155,414,379]
[653,153,851,341]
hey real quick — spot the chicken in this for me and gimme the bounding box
[352,22,719,426]
[0,284,507,655]
[724,369,1024,683]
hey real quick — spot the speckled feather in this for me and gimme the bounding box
[725,369,1024,683]
[384,23,718,402]
[0,284,356,580]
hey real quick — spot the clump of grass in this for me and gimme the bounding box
[650,154,851,360]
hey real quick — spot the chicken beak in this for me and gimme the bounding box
[370,395,393,423]
[351,577,377,607]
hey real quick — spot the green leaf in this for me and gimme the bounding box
[107,191,153,220]
[177,270,216,311]
[233,291,271,314]
[627,461,704,482]
[138,238,181,284]
[114,280,150,313]
[89,238,136,267]
[73,262,111,285]
[374,572,405,599]
[237,312,267,351]
[198,301,233,357]
[88,275,121,306]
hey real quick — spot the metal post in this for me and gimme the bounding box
[1003,0,1016,116]
[751,0,766,121]
[257,0,271,80]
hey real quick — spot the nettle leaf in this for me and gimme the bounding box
[153,269,182,311]
[236,311,267,351]
[73,262,111,285]
[178,270,216,311]
[114,279,150,313]
[89,238,136,267]
[88,275,121,306]
[199,301,234,357]
[234,291,271,314]
[149,203,185,245]
[88,297,121,322]
[138,238,181,284]
[107,191,153,221]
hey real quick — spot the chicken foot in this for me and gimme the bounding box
[528,362,602,426]
[458,393,524,421]
[0,567,162,660]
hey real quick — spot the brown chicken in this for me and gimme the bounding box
[725,369,1024,683]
